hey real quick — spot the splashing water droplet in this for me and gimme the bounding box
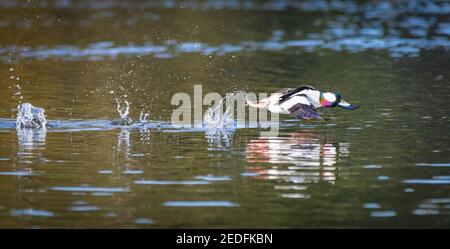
[12,83,23,104]
[116,99,133,125]
[203,95,236,150]
[139,111,149,124]
[203,96,234,129]
[16,103,47,128]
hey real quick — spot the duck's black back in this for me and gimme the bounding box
[278,85,316,104]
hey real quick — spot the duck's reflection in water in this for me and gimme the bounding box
[246,130,349,198]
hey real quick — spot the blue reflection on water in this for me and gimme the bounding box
[404,178,450,185]
[415,163,450,167]
[134,218,154,224]
[0,171,35,176]
[68,206,100,212]
[50,186,129,192]
[10,209,55,217]
[364,203,381,209]
[1,0,449,61]
[370,210,397,218]
[3,36,449,62]
[164,201,238,207]
[194,175,231,181]
[134,180,210,185]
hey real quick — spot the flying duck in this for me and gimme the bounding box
[246,85,358,120]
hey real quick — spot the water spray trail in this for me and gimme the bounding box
[203,95,236,150]
[115,99,133,125]
[139,111,149,124]
[16,103,47,129]
[203,95,235,129]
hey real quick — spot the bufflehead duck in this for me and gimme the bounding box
[246,85,358,120]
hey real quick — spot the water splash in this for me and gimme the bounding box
[203,96,234,129]
[203,96,235,150]
[16,103,47,128]
[15,103,47,166]
[137,111,151,142]
[115,99,133,125]
[139,111,149,124]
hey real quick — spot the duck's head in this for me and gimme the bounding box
[320,92,359,110]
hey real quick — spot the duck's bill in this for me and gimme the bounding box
[337,99,359,110]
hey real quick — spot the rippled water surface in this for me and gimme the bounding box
[0,0,449,228]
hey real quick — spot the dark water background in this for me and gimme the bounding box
[0,0,449,228]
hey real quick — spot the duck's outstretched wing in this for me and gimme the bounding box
[279,94,322,120]
[287,103,322,120]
